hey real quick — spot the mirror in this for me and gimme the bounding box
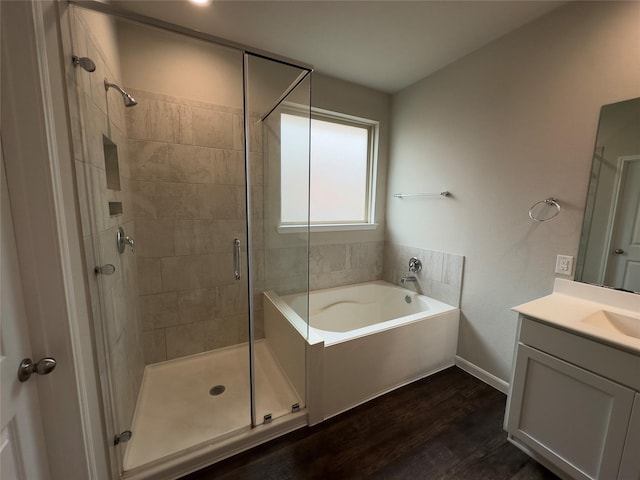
[575,97,640,293]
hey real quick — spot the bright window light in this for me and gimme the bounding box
[281,111,376,225]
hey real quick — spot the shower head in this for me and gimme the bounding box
[72,55,96,72]
[104,79,137,107]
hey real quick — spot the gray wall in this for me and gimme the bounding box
[387,1,640,381]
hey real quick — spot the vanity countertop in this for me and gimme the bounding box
[513,279,640,355]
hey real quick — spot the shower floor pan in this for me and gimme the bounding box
[123,339,301,471]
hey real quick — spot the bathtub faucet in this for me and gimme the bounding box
[401,275,417,285]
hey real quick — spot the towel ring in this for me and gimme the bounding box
[529,198,560,222]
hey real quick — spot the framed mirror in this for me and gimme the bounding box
[575,97,640,293]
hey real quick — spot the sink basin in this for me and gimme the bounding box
[581,310,640,339]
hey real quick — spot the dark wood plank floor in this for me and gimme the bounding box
[180,367,558,480]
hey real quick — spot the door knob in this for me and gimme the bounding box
[613,248,625,255]
[18,357,57,382]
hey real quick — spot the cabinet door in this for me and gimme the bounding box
[619,393,640,480]
[506,344,635,480]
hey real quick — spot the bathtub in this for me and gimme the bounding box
[263,280,460,423]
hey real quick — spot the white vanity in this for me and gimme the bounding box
[505,279,640,480]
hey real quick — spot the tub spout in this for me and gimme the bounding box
[401,275,417,285]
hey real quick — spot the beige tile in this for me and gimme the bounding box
[137,257,162,295]
[176,103,194,145]
[167,143,212,184]
[424,249,444,283]
[249,115,262,153]
[165,322,205,360]
[309,244,347,275]
[432,281,460,308]
[160,253,233,291]
[249,152,263,185]
[218,283,249,317]
[204,314,245,350]
[86,38,108,115]
[74,160,94,236]
[83,95,109,169]
[232,113,244,151]
[174,219,245,256]
[192,107,235,149]
[178,288,218,324]
[197,184,241,219]
[125,97,150,140]
[139,292,179,331]
[253,308,265,340]
[250,185,263,220]
[142,329,167,365]
[347,241,383,270]
[154,183,199,219]
[131,181,157,219]
[66,77,84,162]
[211,149,244,185]
[110,128,130,181]
[443,253,464,288]
[148,99,179,143]
[135,220,175,258]
[128,140,170,182]
[69,13,90,95]
[265,247,307,283]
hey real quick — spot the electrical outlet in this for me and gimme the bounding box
[555,255,574,275]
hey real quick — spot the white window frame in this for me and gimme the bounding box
[278,105,379,233]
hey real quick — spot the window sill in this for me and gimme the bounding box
[277,223,379,234]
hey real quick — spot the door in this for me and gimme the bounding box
[0,142,51,479]
[606,155,640,292]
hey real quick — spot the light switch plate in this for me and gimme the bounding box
[555,255,574,275]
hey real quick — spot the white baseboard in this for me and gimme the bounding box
[455,356,509,394]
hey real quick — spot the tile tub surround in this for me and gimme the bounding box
[127,90,265,364]
[383,242,464,307]
[309,241,384,291]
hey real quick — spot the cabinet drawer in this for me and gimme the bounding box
[520,316,640,390]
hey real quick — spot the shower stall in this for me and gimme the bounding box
[62,3,311,478]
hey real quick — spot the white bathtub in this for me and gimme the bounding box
[263,280,460,423]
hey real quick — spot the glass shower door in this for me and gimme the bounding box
[244,53,312,427]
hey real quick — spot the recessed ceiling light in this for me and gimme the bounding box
[189,0,212,6]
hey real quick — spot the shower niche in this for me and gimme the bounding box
[63,4,311,479]
[103,135,121,191]
[103,135,124,217]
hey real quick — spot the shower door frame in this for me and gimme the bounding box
[65,1,313,476]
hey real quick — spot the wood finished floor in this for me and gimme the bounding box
[180,367,559,480]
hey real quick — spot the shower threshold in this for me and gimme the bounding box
[122,339,304,477]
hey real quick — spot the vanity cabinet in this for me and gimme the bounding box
[505,316,640,480]
[619,394,640,479]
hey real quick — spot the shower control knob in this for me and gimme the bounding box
[408,257,422,273]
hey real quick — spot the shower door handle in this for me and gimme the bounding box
[233,238,241,280]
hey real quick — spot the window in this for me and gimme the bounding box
[280,109,378,229]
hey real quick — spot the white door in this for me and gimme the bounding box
[0,142,51,479]
[605,155,640,292]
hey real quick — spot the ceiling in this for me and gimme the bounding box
[110,1,565,93]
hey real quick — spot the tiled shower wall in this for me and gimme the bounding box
[383,242,464,307]
[64,7,144,443]
[127,89,264,364]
